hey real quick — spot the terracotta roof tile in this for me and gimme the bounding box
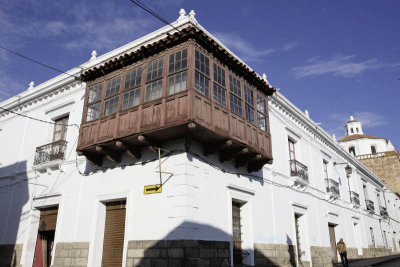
[338,134,383,142]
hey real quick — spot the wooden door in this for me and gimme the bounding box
[102,201,126,267]
[232,202,242,265]
[328,225,338,263]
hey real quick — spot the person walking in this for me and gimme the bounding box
[337,238,349,267]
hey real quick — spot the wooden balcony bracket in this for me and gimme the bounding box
[116,141,141,159]
[138,135,163,154]
[185,122,197,151]
[220,147,249,163]
[77,151,102,167]
[204,139,233,157]
[247,155,266,173]
[95,146,121,163]
[235,152,258,168]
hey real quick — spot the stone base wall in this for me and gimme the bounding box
[126,240,230,267]
[310,246,333,267]
[0,244,22,267]
[52,242,90,267]
[254,243,302,267]
[362,247,392,258]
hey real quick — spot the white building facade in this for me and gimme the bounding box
[1,10,400,267]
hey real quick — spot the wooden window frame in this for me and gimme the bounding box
[122,65,142,110]
[194,49,210,98]
[288,139,296,161]
[53,116,69,142]
[86,83,103,122]
[229,74,243,117]
[168,48,189,96]
[256,94,268,131]
[244,84,255,124]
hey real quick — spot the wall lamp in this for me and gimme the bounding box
[334,162,353,177]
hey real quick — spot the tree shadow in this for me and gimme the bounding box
[0,161,29,266]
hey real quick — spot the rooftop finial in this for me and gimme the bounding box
[304,110,309,118]
[28,81,35,90]
[262,73,269,84]
[178,8,186,20]
[90,50,97,62]
[189,10,196,20]
[332,134,336,141]
[349,115,354,121]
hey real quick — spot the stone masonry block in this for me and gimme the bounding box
[167,248,184,258]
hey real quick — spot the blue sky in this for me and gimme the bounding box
[1,0,399,148]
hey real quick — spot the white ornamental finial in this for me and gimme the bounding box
[90,50,97,62]
[189,10,196,20]
[304,110,309,118]
[262,73,269,84]
[332,134,336,141]
[178,8,186,20]
[350,115,354,121]
[28,81,35,90]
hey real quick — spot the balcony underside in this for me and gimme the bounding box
[77,121,272,172]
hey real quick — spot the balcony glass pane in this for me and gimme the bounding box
[213,83,226,106]
[86,102,101,121]
[145,79,163,102]
[124,67,142,89]
[194,71,209,97]
[106,76,121,97]
[123,87,141,109]
[88,84,103,103]
[104,95,119,116]
[168,71,187,95]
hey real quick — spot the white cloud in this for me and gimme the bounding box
[282,41,299,52]
[292,55,400,78]
[213,32,276,62]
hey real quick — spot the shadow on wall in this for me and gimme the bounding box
[0,161,30,266]
[125,221,297,267]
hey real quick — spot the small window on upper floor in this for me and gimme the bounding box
[371,145,377,155]
[53,116,69,142]
[356,128,359,133]
[194,50,210,97]
[323,160,329,180]
[349,146,356,156]
[244,85,255,123]
[86,83,103,121]
[351,128,354,133]
[288,139,296,161]
[229,75,242,116]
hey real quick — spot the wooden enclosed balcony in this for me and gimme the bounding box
[77,27,275,172]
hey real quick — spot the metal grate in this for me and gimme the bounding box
[33,140,68,165]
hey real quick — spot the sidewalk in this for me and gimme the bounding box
[333,254,400,267]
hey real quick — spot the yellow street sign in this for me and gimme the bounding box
[144,184,162,194]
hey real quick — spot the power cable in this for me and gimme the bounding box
[0,106,80,129]
[0,44,80,80]
[127,0,181,32]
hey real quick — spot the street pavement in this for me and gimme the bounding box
[333,254,400,267]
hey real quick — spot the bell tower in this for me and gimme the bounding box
[344,115,363,136]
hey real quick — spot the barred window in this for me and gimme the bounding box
[86,103,101,121]
[147,58,163,81]
[257,94,267,131]
[104,95,119,116]
[145,79,163,102]
[195,50,209,76]
[244,85,255,123]
[125,67,142,89]
[229,75,241,97]
[88,84,103,104]
[168,71,187,95]
[213,83,226,106]
[230,94,242,116]
[105,76,121,98]
[213,63,225,87]
[169,49,187,73]
[123,87,141,110]
[195,71,209,97]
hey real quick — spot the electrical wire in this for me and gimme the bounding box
[127,0,181,32]
[0,44,79,80]
[0,106,80,129]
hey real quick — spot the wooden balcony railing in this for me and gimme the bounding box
[34,140,68,165]
[350,191,360,206]
[366,199,375,212]
[326,179,340,196]
[289,159,309,182]
[380,206,388,217]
